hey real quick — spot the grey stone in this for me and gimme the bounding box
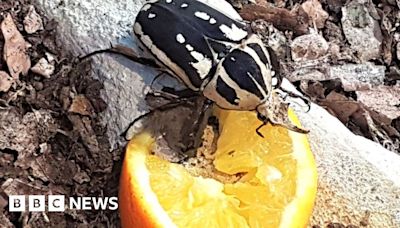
[341,1,382,61]
[291,30,329,62]
[282,79,400,227]
[328,63,385,91]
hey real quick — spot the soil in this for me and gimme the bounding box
[0,0,399,227]
[0,0,120,227]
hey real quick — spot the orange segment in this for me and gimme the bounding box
[119,108,317,228]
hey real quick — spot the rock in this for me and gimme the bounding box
[31,57,55,78]
[281,79,400,227]
[356,86,400,120]
[34,0,400,226]
[23,5,44,34]
[291,31,329,62]
[341,1,382,61]
[328,63,385,91]
[289,62,385,91]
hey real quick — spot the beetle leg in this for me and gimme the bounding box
[277,87,311,112]
[256,92,309,135]
[77,44,162,70]
[269,119,310,134]
[267,100,310,134]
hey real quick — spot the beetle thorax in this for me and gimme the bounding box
[202,35,274,110]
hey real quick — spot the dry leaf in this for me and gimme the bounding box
[300,80,326,100]
[322,91,360,123]
[23,5,44,34]
[69,95,95,116]
[31,57,55,78]
[240,3,309,35]
[301,0,329,29]
[1,13,31,79]
[0,71,13,92]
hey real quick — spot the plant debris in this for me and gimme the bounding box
[1,13,31,80]
[0,70,12,92]
[23,5,43,34]
[0,1,118,227]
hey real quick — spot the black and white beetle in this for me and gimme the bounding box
[82,0,309,138]
[129,0,308,136]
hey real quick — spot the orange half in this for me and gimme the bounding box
[119,108,317,228]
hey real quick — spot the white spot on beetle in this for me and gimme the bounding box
[176,34,185,44]
[141,4,151,11]
[166,0,172,3]
[219,24,247,41]
[190,51,212,79]
[230,57,235,61]
[272,77,278,86]
[148,13,156,19]
[209,18,216,24]
[271,70,276,76]
[186,44,194,51]
[194,11,210,21]
[181,3,188,8]
[133,23,143,35]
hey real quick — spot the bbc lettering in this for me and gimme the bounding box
[9,195,118,212]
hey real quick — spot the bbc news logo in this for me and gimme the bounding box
[9,195,118,212]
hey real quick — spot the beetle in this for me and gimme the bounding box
[80,0,309,138]
[127,0,308,137]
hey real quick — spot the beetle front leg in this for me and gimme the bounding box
[276,87,311,112]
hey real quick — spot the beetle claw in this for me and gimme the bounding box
[256,123,266,138]
[256,92,309,136]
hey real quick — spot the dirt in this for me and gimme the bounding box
[0,0,399,227]
[0,0,120,227]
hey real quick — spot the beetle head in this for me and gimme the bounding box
[255,92,309,137]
